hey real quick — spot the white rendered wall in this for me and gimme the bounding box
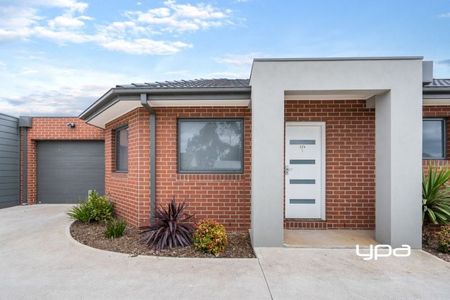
[250,58,423,248]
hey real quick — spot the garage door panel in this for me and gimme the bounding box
[37,141,105,204]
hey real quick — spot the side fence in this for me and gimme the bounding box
[0,113,19,208]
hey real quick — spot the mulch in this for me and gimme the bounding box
[422,226,450,262]
[70,221,256,258]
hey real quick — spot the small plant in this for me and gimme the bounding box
[85,191,113,222]
[193,219,228,256]
[140,199,195,250]
[105,219,127,239]
[422,164,450,225]
[436,226,450,253]
[68,203,92,223]
[68,191,113,223]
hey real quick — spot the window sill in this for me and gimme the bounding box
[112,171,128,177]
[423,158,447,161]
[176,173,245,181]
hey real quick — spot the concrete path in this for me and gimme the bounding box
[0,205,449,300]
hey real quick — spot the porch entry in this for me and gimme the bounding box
[285,122,325,219]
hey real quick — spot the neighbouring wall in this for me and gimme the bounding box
[284,100,376,230]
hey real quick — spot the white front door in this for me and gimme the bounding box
[285,122,325,219]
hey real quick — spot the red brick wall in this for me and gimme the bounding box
[22,117,104,204]
[106,102,375,231]
[21,105,450,232]
[284,100,376,229]
[104,107,251,231]
[154,107,251,232]
[104,109,150,228]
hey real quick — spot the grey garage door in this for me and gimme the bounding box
[37,141,105,204]
[0,113,19,208]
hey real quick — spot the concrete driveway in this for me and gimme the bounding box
[0,205,449,300]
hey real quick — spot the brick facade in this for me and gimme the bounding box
[284,100,376,229]
[104,107,251,231]
[104,101,376,231]
[154,107,251,232]
[104,109,150,228]
[22,105,450,233]
[20,117,104,204]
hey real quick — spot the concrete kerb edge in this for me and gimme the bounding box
[418,249,450,264]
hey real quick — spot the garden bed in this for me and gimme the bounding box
[423,226,450,262]
[70,221,256,258]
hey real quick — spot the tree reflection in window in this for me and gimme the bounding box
[179,119,243,172]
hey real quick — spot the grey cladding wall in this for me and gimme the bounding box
[37,141,105,203]
[0,113,19,208]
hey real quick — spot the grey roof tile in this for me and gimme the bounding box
[116,78,250,89]
[424,79,450,88]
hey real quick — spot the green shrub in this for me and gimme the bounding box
[85,191,113,222]
[436,226,450,253]
[105,219,127,239]
[422,164,450,225]
[68,191,113,223]
[68,203,92,223]
[193,219,228,256]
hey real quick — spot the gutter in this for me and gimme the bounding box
[423,87,450,93]
[79,87,251,121]
[140,94,156,225]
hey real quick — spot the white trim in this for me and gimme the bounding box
[423,98,450,106]
[285,121,326,220]
[88,101,142,128]
[284,94,374,101]
[86,99,251,128]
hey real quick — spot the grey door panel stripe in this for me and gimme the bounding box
[289,159,315,164]
[289,179,316,184]
[289,199,316,204]
[289,139,316,145]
